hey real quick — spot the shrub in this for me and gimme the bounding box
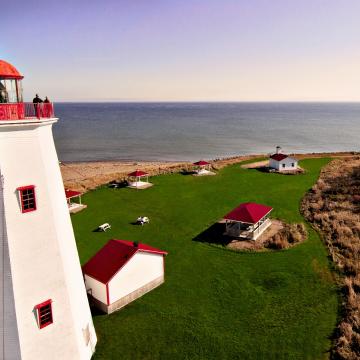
[301,157,360,359]
[264,223,307,250]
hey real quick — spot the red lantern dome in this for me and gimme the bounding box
[0,60,23,79]
[0,60,54,121]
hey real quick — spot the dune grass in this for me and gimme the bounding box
[72,158,338,360]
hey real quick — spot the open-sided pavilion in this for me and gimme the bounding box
[65,189,87,213]
[127,170,153,189]
[224,202,272,240]
[193,160,215,176]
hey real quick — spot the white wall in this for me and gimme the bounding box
[269,157,298,171]
[0,119,96,360]
[84,275,107,305]
[0,171,21,360]
[109,252,164,304]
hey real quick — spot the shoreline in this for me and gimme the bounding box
[59,149,358,165]
[61,151,358,192]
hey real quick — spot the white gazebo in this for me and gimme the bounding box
[65,189,87,213]
[127,170,153,189]
[224,202,273,240]
[193,160,215,176]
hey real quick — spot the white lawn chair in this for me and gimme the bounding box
[136,216,150,225]
[98,223,111,232]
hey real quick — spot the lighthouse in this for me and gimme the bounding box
[0,60,97,359]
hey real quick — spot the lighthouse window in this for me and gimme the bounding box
[35,299,53,329]
[0,80,7,103]
[17,185,36,213]
[0,79,19,103]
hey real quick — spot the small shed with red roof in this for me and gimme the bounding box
[269,146,298,171]
[83,239,167,314]
[127,170,153,189]
[224,202,273,240]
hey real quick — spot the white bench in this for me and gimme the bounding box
[98,223,111,231]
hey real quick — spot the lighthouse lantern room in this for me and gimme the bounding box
[0,60,96,359]
[0,60,54,120]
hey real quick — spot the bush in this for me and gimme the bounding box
[264,223,307,250]
[301,157,360,359]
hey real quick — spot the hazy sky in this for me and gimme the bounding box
[2,0,360,101]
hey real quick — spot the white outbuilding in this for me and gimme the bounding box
[83,239,167,314]
[269,147,298,171]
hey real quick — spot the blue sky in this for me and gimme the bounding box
[2,0,360,101]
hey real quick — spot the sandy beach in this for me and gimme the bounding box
[60,151,357,192]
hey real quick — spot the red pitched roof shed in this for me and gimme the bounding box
[82,239,167,284]
[224,202,273,224]
[270,153,288,161]
[128,170,149,177]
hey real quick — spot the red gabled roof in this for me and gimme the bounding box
[224,202,273,224]
[193,160,210,166]
[65,189,82,199]
[82,239,167,284]
[270,153,288,161]
[0,60,23,79]
[128,170,149,177]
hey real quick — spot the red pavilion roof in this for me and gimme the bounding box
[0,60,23,79]
[128,170,149,177]
[224,202,273,224]
[65,189,82,199]
[82,239,167,284]
[193,160,210,166]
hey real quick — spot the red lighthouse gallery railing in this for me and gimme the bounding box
[0,103,54,121]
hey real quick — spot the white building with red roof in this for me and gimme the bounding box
[83,239,167,314]
[224,202,273,240]
[269,146,298,171]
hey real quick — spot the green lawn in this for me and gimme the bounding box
[72,158,338,360]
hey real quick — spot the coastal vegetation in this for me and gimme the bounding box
[72,158,337,359]
[302,156,360,359]
[264,223,307,250]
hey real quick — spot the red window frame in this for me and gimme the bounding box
[35,299,53,329]
[17,185,36,213]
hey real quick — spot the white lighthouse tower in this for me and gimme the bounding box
[0,60,97,359]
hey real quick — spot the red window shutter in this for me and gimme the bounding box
[35,299,53,329]
[17,185,36,213]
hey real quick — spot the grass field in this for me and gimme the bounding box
[72,158,338,360]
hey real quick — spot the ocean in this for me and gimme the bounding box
[52,102,360,162]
